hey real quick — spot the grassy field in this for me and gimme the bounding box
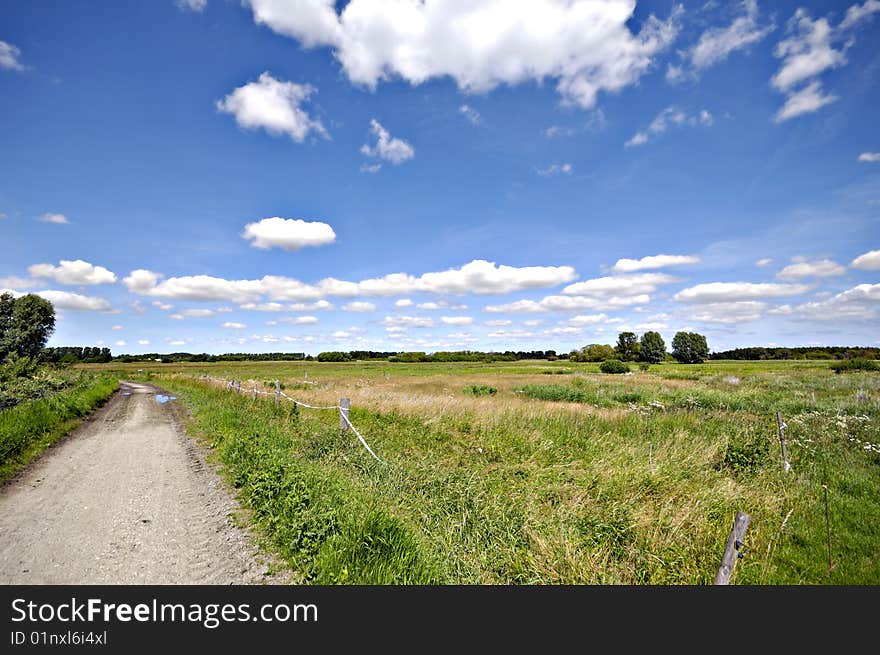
[0,372,119,484]
[85,358,880,584]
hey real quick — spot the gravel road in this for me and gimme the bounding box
[0,381,276,584]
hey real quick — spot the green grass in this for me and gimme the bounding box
[0,374,119,484]
[93,359,879,584]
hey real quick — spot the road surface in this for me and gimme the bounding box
[0,381,275,584]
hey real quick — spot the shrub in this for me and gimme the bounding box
[830,358,879,374]
[463,385,497,396]
[638,362,650,372]
[599,359,630,374]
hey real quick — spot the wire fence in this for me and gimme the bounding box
[198,374,384,463]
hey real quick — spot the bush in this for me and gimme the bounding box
[463,385,497,396]
[599,359,630,374]
[638,362,650,372]
[830,358,879,374]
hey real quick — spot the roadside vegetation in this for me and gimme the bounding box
[96,357,879,584]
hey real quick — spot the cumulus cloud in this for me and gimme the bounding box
[28,259,117,286]
[243,0,681,109]
[459,104,481,125]
[796,283,880,320]
[216,72,327,142]
[241,217,336,251]
[611,254,700,273]
[776,258,846,279]
[674,281,811,303]
[756,258,774,267]
[562,273,677,297]
[536,163,572,176]
[34,290,112,312]
[279,315,319,325]
[137,339,150,345]
[360,119,414,164]
[288,300,334,311]
[382,315,435,328]
[395,299,413,308]
[484,319,511,327]
[222,322,247,329]
[485,294,649,314]
[0,40,24,72]
[343,301,376,312]
[440,316,473,326]
[0,276,37,289]
[771,3,879,122]
[851,249,880,270]
[487,329,535,339]
[111,325,124,331]
[417,300,467,310]
[123,259,576,304]
[36,213,69,224]
[688,301,766,323]
[858,152,880,162]
[625,107,713,147]
[565,313,611,326]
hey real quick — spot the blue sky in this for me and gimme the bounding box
[1,0,878,355]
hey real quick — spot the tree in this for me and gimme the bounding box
[615,332,640,361]
[671,331,709,364]
[0,294,56,360]
[639,331,666,363]
[570,343,615,362]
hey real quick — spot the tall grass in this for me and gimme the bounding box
[143,360,880,584]
[0,374,118,483]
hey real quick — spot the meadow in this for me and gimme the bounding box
[86,358,880,584]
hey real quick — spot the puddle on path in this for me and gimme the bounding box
[154,395,177,404]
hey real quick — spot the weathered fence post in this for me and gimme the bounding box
[275,380,280,408]
[339,397,350,434]
[714,511,751,585]
[235,380,240,394]
[776,412,791,474]
[253,384,257,400]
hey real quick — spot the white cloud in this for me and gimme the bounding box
[770,3,878,121]
[36,213,69,224]
[485,294,649,314]
[562,273,677,297]
[124,259,575,304]
[111,325,124,331]
[543,125,576,138]
[0,40,24,72]
[239,302,286,312]
[689,301,766,323]
[343,301,376,312]
[459,104,481,125]
[523,319,545,327]
[28,259,117,285]
[773,81,837,122]
[858,152,880,162]
[279,315,319,325]
[382,315,435,328]
[537,163,572,176]
[222,322,247,329]
[114,340,127,347]
[674,282,812,303]
[851,249,880,270]
[361,119,414,164]
[796,283,880,320]
[216,72,327,142]
[241,217,336,251]
[288,300,334,311]
[688,0,775,73]
[167,339,187,346]
[243,0,680,109]
[565,313,610,326]
[487,329,534,339]
[152,300,173,311]
[34,290,112,312]
[0,276,37,289]
[360,163,382,174]
[756,258,774,267]
[626,107,713,147]
[176,0,207,12]
[441,316,473,326]
[417,300,467,310]
[484,319,511,327]
[395,298,413,308]
[137,339,150,345]
[611,254,700,273]
[776,258,846,279]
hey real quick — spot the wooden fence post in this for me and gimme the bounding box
[776,412,791,474]
[339,397,350,434]
[714,511,751,585]
[253,384,257,400]
[275,380,280,408]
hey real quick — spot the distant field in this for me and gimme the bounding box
[83,359,880,584]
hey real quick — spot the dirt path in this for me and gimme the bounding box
[0,381,276,584]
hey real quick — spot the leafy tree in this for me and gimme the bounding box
[639,331,666,363]
[671,331,709,364]
[615,332,640,361]
[0,294,56,360]
[599,359,630,374]
[569,344,616,362]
